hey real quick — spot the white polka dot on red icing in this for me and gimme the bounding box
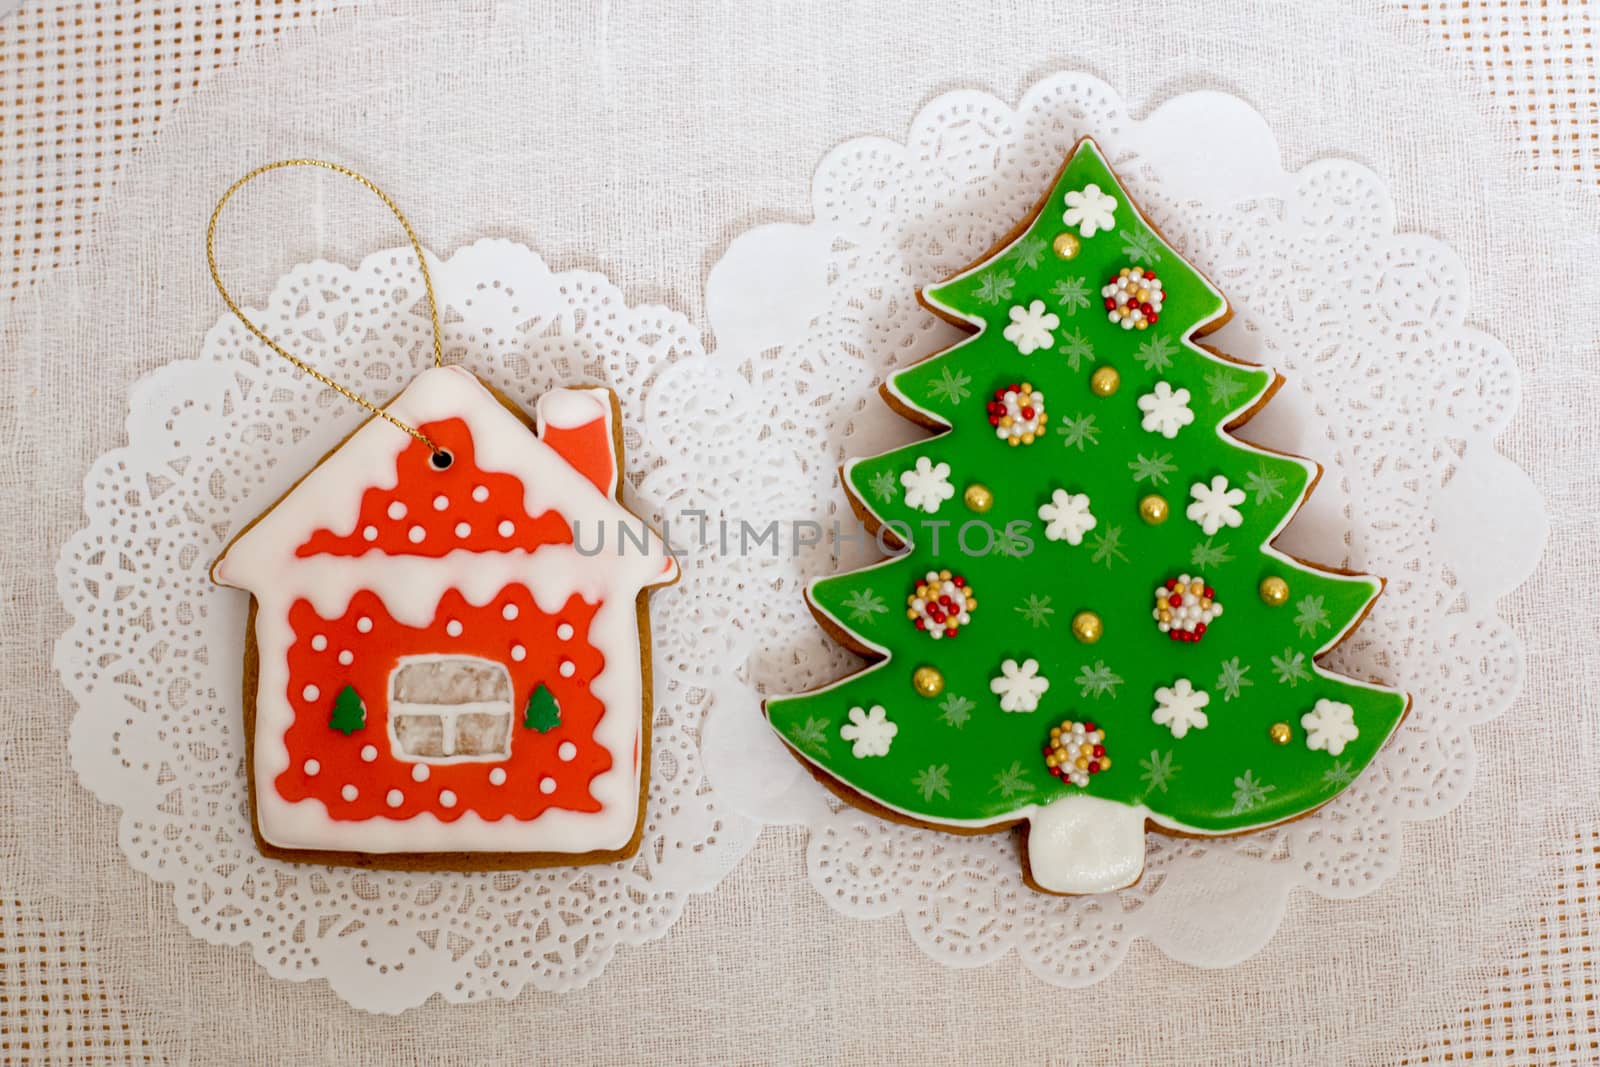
[432,494,449,511]
[558,659,576,678]
[446,619,463,637]
[411,764,429,782]
[454,521,471,538]
[472,485,489,503]
[360,744,377,762]
[497,520,514,537]
[356,617,373,633]
[488,767,507,786]
[338,650,354,665]
[502,604,519,621]
[362,525,378,542]
[302,684,320,702]
[439,789,457,808]
[310,634,328,651]
[558,742,577,762]
[385,788,404,808]
[539,777,557,795]
[556,623,574,640]
[408,525,426,544]
[387,501,407,520]
[341,784,358,802]
[511,644,526,662]
[304,759,321,776]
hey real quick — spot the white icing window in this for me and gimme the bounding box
[387,655,514,763]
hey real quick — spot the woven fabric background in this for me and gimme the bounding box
[1,1,1596,1063]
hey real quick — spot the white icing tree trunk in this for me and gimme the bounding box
[1025,794,1147,894]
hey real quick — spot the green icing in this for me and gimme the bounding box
[329,683,366,736]
[523,683,562,733]
[765,139,1408,834]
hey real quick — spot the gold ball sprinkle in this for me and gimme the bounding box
[1259,576,1290,607]
[1269,722,1292,746]
[912,666,945,698]
[1138,494,1169,525]
[1071,611,1103,644]
[1052,232,1080,259]
[963,483,994,513]
[1089,365,1120,397]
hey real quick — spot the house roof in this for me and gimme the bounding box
[213,365,677,600]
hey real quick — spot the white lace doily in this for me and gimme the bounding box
[699,75,1546,983]
[54,239,760,1011]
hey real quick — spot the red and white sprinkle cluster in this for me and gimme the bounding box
[1103,266,1164,330]
[1044,718,1109,787]
[1153,573,1222,642]
[906,569,975,640]
[986,382,1047,446]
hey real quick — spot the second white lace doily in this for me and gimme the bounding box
[698,75,1545,984]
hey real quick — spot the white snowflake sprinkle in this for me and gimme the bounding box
[990,658,1050,713]
[1137,381,1195,439]
[1152,677,1211,738]
[1002,300,1059,355]
[1037,489,1097,545]
[1186,475,1246,536]
[899,456,955,514]
[1061,182,1118,237]
[839,705,898,758]
[1301,699,1359,756]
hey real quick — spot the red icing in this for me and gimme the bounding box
[276,586,611,821]
[540,402,617,497]
[297,418,574,558]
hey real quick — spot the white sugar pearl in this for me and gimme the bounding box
[362,525,378,542]
[411,764,430,782]
[386,789,404,808]
[338,650,354,665]
[539,777,557,795]
[471,485,489,502]
[360,744,377,762]
[497,519,514,537]
[408,525,426,544]
[558,742,577,762]
[556,623,574,640]
[445,619,463,637]
[341,784,358,802]
[387,501,407,520]
[438,790,457,808]
[310,634,328,651]
[432,494,449,511]
[488,768,507,786]
[301,684,320,702]
[356,617,373,633]
[502,603,519,621]
[303,759,320,776]
[454,521,471,538]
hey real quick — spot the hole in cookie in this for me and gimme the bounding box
[429,449,454,470]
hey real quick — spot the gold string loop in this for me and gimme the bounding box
[206,159,445,454]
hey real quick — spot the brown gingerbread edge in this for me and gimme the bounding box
[224,377,673,871]
[762,136,1413,895]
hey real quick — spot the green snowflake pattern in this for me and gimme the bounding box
[926,366,973,405]
[1129,451,1177,486]
[1215,657,1254,702]
[991,760,1030,799]
[867,469,898,503]
[1050,276,1091,314]
[1206,367,1249,408]
[1321,759,1357,787]
[1075,660,1124,699]
[1057,329,1096,371]
[938,693,976,729]
[1294,595,1331,638]
[1229,769,1277,815]
[913,763,952,802]
[992,526,1034,559]
[1271,648,1312,687]
[1008,236,1048,270]
[1089,526,1128,568]
[1190,538,1234,568]
[1140,749,1179,794]
[975,273,1016,306]
[1244,461,1288,505]
[1133,334,1177,373]
[790,716,830,756]
[841,588,889,623]
[1057,412,1100,451]
[1120,229,1165,263]
[1014,593,1055,628]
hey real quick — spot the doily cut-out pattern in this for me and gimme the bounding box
[55,240,758,1012]
[701,75,1544,984]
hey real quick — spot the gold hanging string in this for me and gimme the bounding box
[206,159,445,454]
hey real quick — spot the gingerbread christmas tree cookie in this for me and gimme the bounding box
[764,139,1409,894]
